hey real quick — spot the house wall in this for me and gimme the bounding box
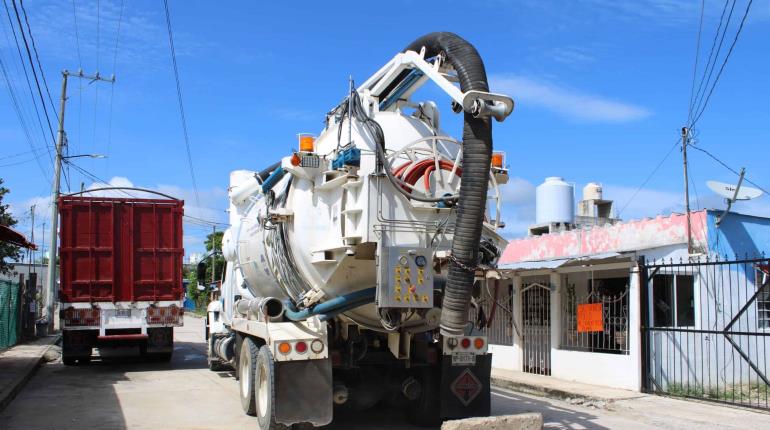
[707,211,770,257]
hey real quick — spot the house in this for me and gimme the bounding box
[481,179,770,410]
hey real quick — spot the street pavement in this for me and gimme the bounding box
[1,316,769,429]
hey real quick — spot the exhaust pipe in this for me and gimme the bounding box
[404,33,493,336]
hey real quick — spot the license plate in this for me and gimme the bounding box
[115,309,131,318]
[451,352,476,366]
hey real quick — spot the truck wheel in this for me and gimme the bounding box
[255,345,287,430]
[407,366,442,427]
[239,337,259,416]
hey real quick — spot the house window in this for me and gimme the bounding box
[652,274,695,327]
[758,269,770,330]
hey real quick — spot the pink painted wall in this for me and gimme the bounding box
[500,211,708,264]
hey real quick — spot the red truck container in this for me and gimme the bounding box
[58,195,185,364]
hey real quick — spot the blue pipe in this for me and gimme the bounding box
[318,295,376,322]
[284,287,376,321]
[261,166,286,194]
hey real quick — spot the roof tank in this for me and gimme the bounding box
[535,177,574,224]
[583,182,603,201]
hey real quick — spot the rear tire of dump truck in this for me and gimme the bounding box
[255,345,287,430]
[239,337,259,416]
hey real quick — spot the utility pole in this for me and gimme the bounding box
[682,127,692,254]
[211,225,216,286]
[44,70,115,330]
[30,204,35,273]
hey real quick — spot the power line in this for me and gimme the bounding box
[19,0,57,119]
[2,0,55,153]
[106,0,125,177]
[689,0,753,128]
[686,0,705,122]
[0,48,50,182]
[10,0,58,147]
[617,139,680,217]
[70,0,81,68]
[183,214,229,227]
[163,0,200,207]
[688,0,733,125]
[687,143,768,195]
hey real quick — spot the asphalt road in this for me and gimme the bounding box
[1,316,769,429]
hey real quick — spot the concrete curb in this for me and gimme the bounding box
[0,335,61,412]
[490,376,627,408]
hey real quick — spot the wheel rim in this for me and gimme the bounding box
[257,362,269,417]
[240,356,250,398]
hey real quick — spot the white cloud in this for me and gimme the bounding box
[490,74,652,123]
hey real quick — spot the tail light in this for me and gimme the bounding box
[146,305,183,325]
[460,338,471,349]
[61,306,100,327]
[294,341,308,354]
[474,337,485,349]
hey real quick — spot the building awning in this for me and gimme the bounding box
[0,224,36,249]
[499,252,624,271]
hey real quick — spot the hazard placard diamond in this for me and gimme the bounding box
[450,368,482,406]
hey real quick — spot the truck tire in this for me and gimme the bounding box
[239,337,259,416]
[407,366,442,427]
[254,345,288,430]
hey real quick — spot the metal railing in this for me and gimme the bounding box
[561,283,630,355]
[640,255,770,410]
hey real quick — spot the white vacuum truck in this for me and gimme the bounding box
[203,32,513,428]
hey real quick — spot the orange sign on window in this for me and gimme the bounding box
[577,303,603,333]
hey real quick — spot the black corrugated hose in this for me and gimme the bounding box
[403,32,493,336]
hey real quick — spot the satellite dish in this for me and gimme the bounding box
[707,180,763,200]
[707,168,763,226]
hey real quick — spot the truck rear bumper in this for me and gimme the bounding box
[97,334,149,342]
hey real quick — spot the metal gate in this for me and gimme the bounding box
[640,256,770,410]
[0,280,21,348]
[522,282,551,375]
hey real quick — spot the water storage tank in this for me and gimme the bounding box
[535,177,574,224]
[583,182,603,201]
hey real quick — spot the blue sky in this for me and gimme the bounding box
[2,0,769,256]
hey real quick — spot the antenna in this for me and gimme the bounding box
[707,167,764,226]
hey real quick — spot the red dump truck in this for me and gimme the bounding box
[58,195,185,364]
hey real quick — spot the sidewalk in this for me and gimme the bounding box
[491,368,646,407]
[0,335,60,412]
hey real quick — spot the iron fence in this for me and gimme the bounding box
[561,282,630,354]
[471,280,516,346]
[0,279,21,348]
[522,282,551,375]
[640,255,770,410]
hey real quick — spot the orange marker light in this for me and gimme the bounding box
[278,342,291,355]
[291,153,301,166]
[298,133,315,152]
[474,337,485,349]
[491,152,505,169]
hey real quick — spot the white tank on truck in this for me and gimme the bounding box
[204,32,514,429]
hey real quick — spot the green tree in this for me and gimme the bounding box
[186,230,224,308]
[0,178,21,274]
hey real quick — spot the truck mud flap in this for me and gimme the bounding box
[440,353,492,420]
[275,358,333,426]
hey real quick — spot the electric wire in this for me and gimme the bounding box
[0,52,50,182]
[686,0,706,122]
[105,0,124,177]
[163,0,201,207]
[688,0,733,125]
[689,0,753,128]
[63,160,134,198]
[687,144,768,195]
[2,0,55,154]
[10,0,57,148]
[70,0,81,68]
[617,139,680,217]
[19,0,57,119]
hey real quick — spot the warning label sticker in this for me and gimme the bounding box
[450,368,482,406]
